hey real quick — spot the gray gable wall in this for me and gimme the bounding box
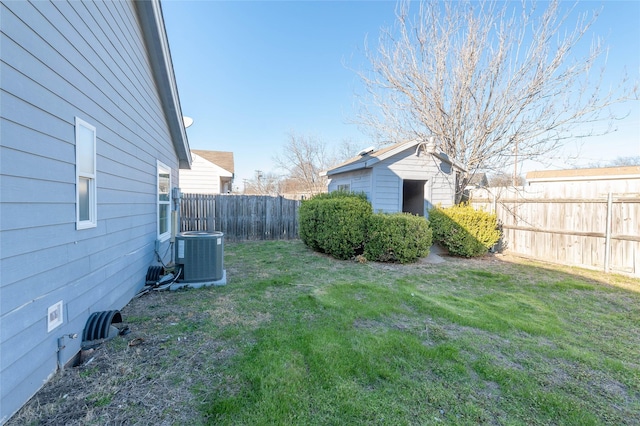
[0,1,184,421]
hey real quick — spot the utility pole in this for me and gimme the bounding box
[255,170,263,194]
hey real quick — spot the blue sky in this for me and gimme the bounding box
[162,1,640,186]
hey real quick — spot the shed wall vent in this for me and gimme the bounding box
[357,146,375,156]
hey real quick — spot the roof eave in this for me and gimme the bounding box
[430,151,468,172]
[324,139,468,176]
[325,157,380,176]
[526,166,640,182]
[135,0,191,169]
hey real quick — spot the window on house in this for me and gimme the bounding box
[76,118,97,229]
[337,183,351,192]
[157,161,171,240]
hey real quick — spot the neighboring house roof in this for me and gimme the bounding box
[323,140,467,176]
[135,0,191,169]
[192,150,235,174]
[527,166,640,183]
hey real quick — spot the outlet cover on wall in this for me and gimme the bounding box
[47,301,63,332]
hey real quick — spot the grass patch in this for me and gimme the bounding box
[78,366,99,379]
[186,241,640,425]
[16,240,634,425]
[87,393,113,408]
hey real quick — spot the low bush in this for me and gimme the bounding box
[364,213,432,263]
[428,204,500,257]
[299,192,372,260]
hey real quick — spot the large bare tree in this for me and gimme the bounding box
[273,132,334,196]
[243,170,282,196]
[357,0,638,197]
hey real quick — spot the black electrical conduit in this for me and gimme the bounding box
[82,310,122,348]
[146,265,164,284]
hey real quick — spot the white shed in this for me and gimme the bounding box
[323,140,465,216]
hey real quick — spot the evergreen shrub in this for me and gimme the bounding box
[428,204,500,257]
[298,192,372,260]
[364,213,432,263]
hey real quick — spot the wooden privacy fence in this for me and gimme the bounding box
[470,187,640,277]
[180,194,301,241]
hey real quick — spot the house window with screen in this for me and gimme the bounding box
[157,161,171,240]
[75,117,97,229]
[337,183,351,192]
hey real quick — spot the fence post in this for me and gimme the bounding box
[207,196,215,232]
[492,190,497,214]
[604,192,613,273]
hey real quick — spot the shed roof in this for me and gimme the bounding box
[323,140,466,176]
[192,150,235,174]
[526,166,640,183]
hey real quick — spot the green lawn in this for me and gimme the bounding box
[139,240,640,425]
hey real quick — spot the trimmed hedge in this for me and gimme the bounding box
[299,192,372,260]
[300,192,433,263]
[428,204,500,257]
[364,213,432,264]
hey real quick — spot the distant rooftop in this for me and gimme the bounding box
[192,150,234,174]
[526,166,640,182]
[467,172,488,187]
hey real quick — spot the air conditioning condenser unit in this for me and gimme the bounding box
[175,231,225,283]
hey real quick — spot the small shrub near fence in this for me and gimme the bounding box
[428,204,500,257]
[181,194,300,241]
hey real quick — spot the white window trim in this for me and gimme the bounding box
[75,117,97,229]
[157,160,172,241]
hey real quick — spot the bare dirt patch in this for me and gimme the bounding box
[7,291,234,426]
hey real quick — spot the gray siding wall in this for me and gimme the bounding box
[327,169,372,196]
[385,150,457,210]
[371,163,402,213]
[0,1,179,421]
[430,171,457,207]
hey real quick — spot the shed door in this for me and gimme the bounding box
[402,180,426,216]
